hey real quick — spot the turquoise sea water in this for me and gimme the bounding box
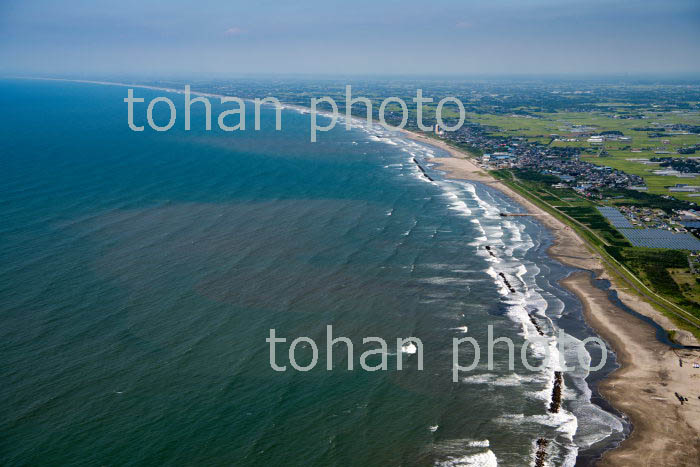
[0,80,625,466]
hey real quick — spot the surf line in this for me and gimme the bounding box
[482,244,561,466]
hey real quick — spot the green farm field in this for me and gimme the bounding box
[470,109,700,199]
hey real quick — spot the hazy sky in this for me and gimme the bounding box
[1,0,699,75]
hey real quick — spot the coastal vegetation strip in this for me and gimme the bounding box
[490,169,700,337]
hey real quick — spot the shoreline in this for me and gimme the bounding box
[402,130,700,465]
[17,78,700,463]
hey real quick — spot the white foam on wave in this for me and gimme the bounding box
[467,440,490,448]
[459,182,501,219]
[420,277,475,287]
[484,266,509,296]
[436,450,498,467]
[481,225,504,239]
[557,330,625,449]
[424,263,454,271]
[515,264,528,287]
[548,295,566,317]
[462,373,541,387]
[451,181,594,462]
[498,412,579,443]
[363,128,621,462]
[502,220,523,243]
[441,188,474,216]
[469,218,486,232]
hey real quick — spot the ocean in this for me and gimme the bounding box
[0,79,626,466]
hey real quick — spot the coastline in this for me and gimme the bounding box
[402,130,700,465]
[17,78,700,463]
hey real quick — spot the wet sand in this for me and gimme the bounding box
[404,131,700,466]
[564,272,700,466]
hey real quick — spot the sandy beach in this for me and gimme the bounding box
[403,130,700,466]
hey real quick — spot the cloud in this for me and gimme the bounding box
[224,27,245,36]
[455,21,473,29]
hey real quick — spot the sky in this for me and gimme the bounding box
[1,0,699,76]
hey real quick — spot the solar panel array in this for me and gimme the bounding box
[597,206,700,250]
[596,206,634,228]
[681,221,700,229]
[618,229,700,250]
